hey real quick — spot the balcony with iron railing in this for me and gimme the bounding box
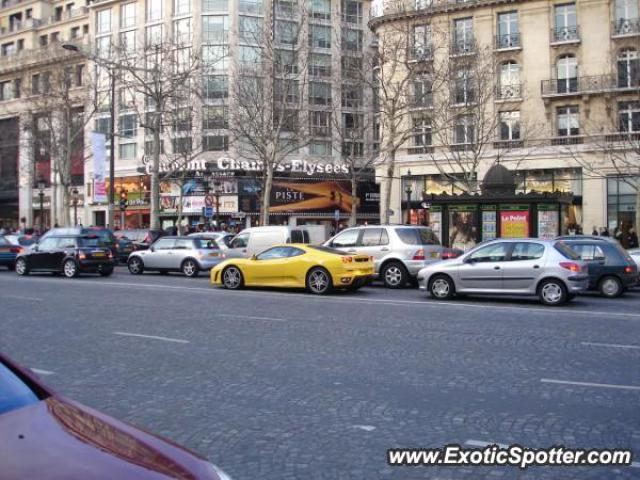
[495,33,521,50]
[408,45,433,62]
[541,75,616,97]
[496,83,522,101]
[0,38,87,74]
[612,18,640,37]
[409,93,433,108]
[450,39,474,56]
[309,65,332,77]
[551,26,580,44]
[0,18,42,36]
[493,139,524,149]
[45,7,89,25]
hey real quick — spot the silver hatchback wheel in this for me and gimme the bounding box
[307,268,331,295]
[429,275,454,300]
[128,257,143,275]
[223,266,243,290]
[539,280,567,306]
[63,259,78,278]
[182,259,199,277]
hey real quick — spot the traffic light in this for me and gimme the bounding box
[119,189,128,210]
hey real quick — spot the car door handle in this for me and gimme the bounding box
[380,247,389,252]
[347,249,357,253]
[494,266,500,270]
[533,265,540,269]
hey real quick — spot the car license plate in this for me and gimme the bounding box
[430,252,439,258]
[93,252,105,257]
[209,252,219,257]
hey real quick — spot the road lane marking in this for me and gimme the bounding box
[217,314,287,322]
[4,276,640,319]
[30,368,55,376]
[2,295,43,301]
[113,331,189,344]
[465,440,509,449]
[352,425,376,432]
[541,378,640,391]
[581,341,640,350]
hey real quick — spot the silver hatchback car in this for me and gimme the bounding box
[324,225,460,288]
[127,236,224,277]
[417,238,589,306]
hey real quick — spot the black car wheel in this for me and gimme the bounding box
[222,266,243,290]
[538,279,568,306]
[15,258,29,276]
[429,274,455,300]
[599,276,623,298]
[181,259,199,278]
[63,259,79,278]
[128,257,144,275]
[381,261,408,289]
[306,267,332,295]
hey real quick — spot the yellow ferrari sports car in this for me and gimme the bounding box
[210,244,374,294]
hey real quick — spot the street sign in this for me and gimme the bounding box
[204,195,214,207]
[204,206,214,217]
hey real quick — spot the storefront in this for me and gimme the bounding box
[607,176,638,232]
[89,176,150,228]
[403,165,577,249]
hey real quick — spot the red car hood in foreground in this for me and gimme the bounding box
[0,355,221,480]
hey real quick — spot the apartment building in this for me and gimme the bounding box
[370,0,639,247]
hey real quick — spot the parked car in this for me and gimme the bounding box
[0,352,231,480]
[324,225,460,288]
[0,236,25,270]
[211,244,374,294]
[629,248,640,270]
[3,234,38,248]
[225,226,328,259]
[115,229,165,251]
[14,234,115,278]
[37,227,130,263]
[189,232,234,252]
[556,235,639,297]
[127,236,224,277]
[417,239,589,306]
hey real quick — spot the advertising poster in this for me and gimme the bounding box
[91,132,107,203]
[538,208,559,240]
[268,180,379,214]
[481,210,497,242]
[449,206,478,251]
[427,208,442,243]
[500,210,530,238]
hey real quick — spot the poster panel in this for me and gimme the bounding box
[448,206,478,251]
[538,207,559,239]
[481,210,497,242]
[91,132,107,203]
[500,211,530,238]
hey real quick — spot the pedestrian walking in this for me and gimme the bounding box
[19,217,27,233]
[627,228,639,249]
[601,227,610,237]
[591,226,598,236]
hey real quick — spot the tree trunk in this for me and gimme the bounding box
[381,152,396,225]
[150,126,161,230]
[260,164,274,226]
[349,175,358,227]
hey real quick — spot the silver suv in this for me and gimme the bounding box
[324,225,459,288]
[417,238,589,306]
[127,236,224,277]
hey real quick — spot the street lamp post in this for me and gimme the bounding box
[38,180,46,233]
[214,180,221,231]
[405,169,413,225]
[71,187,79,226]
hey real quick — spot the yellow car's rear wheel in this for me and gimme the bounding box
[306,267,332,295]
[222,265,244,290]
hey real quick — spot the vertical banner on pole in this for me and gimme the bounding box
[92,132,107,203]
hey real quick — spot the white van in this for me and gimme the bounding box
[226,225,328,258]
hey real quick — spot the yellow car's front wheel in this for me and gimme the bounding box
[222,266,244,290]
[306,267,332,295]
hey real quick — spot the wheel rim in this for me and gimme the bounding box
[224,268,241,288]
[542,283,562,303]
[129,259,140,274]
[385,266,403,286]
[602,279,619,296]
[183,261,196,276]
[309,270,329,293]
[64,261,76,277]
[432,278,450,298]
[15,259,26,275]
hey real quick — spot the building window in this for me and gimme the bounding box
[172,137,192,154]
[276,49,298,73]
[203,45,228,70]
[557,106,579,137]
[411,77,432,107]
[238,0,261,13]
[120,3,136,28]
[617,49,639,88]
[274,79,299,103]
[310,141,331,155]
[309,81,331,105]
[239,16,262,43]
[619,101,640,132]
[496,11,519,48]
[498,61,521,99]
[174,18,192,44]
[96,9,111,33]
[342,0,362,24]
[146,24,163,46]
[70,26,80,39]
[553,3,578,41]
[453,17,473,54]
[309,53,331,77]
[147,0,162,21]
[342,28,362,52]
[119,114,137,137]
[95,117,111,135]
[145,140,165,154]
[275,20,297,45]
[119,143,136,159]
[202,15,229,43]
[203,0,228,11]
[608,176,639,231]
[341,55,362,79]
[120,30,136,55]
[614,0,639,34]
[499,111,520,140]
[0,81,14,101]
[174,0,191,15]
[556,54,578,93]
[96,36,111,58]
[203,105,228,129]
[310,110,331,137]
[454,69,475,104]
[310,0,331,20]
[239,46,262,66]
[411,24,431,60]
[203,75,228,99]
[341,84,362,108]
[413,116,432,148]
[309,24,331,49]
[203,135,228,151]
[455,115,474,144]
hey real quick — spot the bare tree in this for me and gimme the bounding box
[226,1,311,225]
